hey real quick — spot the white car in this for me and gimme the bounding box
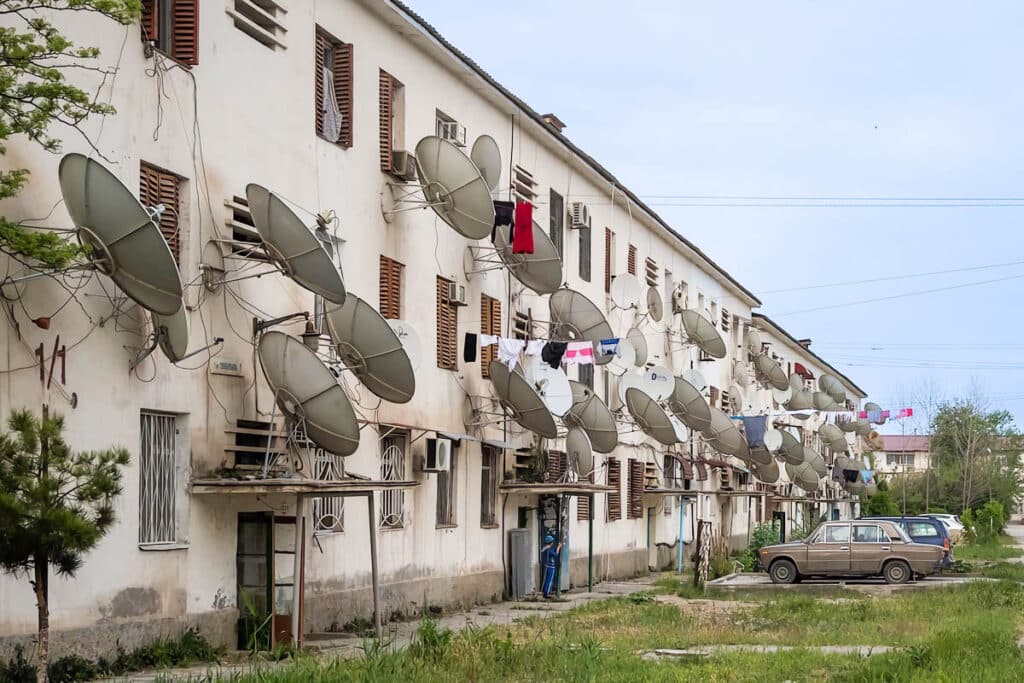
[924,514,965,543]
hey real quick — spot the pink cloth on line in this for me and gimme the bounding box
[562,341,594,365]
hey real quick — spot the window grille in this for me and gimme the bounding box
[380,433,406,528]
[139,411,178,544]
[480,446,499,526]
[313,449,344,533]
[436,449,458,526]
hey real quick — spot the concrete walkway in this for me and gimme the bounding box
[1004,514,1024,563]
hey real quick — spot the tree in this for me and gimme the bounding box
[863,483,900,516]
[0,0,139,268]
[0,407,129,682]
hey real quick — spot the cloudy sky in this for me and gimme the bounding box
[411,1,1024,432]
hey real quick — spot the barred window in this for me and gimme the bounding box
[313,449,344,533]
[139,411,187,545]
[436,448,458,527]
[380,432,407,529]
[480,445,499,527]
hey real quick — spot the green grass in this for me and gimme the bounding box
[955,534,1024,562]
[190,581,1024,682]
[981,562,1024,581]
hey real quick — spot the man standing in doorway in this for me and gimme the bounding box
[541,534,562,598]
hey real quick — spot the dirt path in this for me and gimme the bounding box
[1005,514,1024,564]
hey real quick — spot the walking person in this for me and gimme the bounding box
[541,534,562,598]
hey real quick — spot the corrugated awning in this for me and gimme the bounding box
[481,438,516,450]
[437,431,480,444]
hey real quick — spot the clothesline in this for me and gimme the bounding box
[466,334,624,370]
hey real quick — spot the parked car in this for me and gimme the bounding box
[861,516,954,568]
[923,513,965,543]
[759,520,946,585]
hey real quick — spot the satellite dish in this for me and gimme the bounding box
[845,480,866,495]
[610,274,642,309]
[626,327,648,366]
[529,363,573,417]
[646,287,664,322]
[733,360,750,387]
[819,374,847,404]
[58,153,183,315]
[772,385,793,404]
[645,365,675,402]
[864,401,887,425]
[668,377,712,433]
[786,389,814,412]
[818,423,847,452]
[778,431,805,465]
[786,460,820,493]
[669,414,689,444]
[804,447,828,477]
[727,383,745,415]
[151,306,189,363]
[754,354,789,391]
[325,294,416,404]
[617,371,645,405]
[387,320,422,371]
[415,135,495,240]
[245,184,347,304]
[751,458,780,484]
[681,368,707,393]
[763,427,783,452]
[606,338,636,377]
[566,426,594,478]
[702,407,748,458]
[625,387,678,446]
[835,455,857,473]
[789,373,804,391]
[748,446,773,466]
[838,417,858,433]
[488,361,557,438]
[854,419,873,437]
[492,221,563,295]
[746,327,763,356]
[549,288,615,365]
[566,380,618,453]
[813,391,840,411]
[680,310,727,359]
[470,134,501,192]
[257,331,360,456]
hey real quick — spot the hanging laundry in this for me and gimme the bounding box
[480,334,498,347]
[464,333,478,363]
[511,202,535,254]
[492,200,514,242]
[525,339,545,356]
[596,338,620,358]
[843,468,859,483]
[497,337,526,369]
[865,409,882,423]
[741,416,767,448]
[896,408,913,418]
[831,463,845,483]
[541,341,568,369]
[860,469,874,484]
[320,66,343,142]
[562,341,594,365]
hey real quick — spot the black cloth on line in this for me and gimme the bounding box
[492,200,515,242]
[541,341,568,369]
[464,333,477,363]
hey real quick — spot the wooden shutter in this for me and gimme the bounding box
[545,451,567,481]
[627,459,644,519]
[604,228,613,293]
[171,0,199,65]
[578,223,591,282]
[379,71,394,172]
[140,162,180,263]
[140,0,158,41]
[577,471,594,521]
[480,294,501,379]
[314,33,326,136]
[335,42,353,148]
[436,277,457,370]
[379,256,403,320]
[645,257,658,287]
[606,458,621,521]
[627,244,637,276]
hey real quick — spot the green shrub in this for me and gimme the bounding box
[0,645,36,683]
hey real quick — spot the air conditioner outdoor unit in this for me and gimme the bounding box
[447,281,468,307]
[390,150,418,182]
[424,437,452,472]
[570,201,589,229]
[439,120,467,147]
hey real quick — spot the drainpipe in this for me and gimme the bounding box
[677,497,686,573]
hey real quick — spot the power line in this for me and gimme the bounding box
[569,193,1024,201]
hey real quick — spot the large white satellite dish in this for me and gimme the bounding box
[748,446,773,466]
[645,365,675,402]
[819,374,847,404]
[625,387,678,446]
[772,386,792,405]
[778,431,805,465]
[786,460,820,493]
[566,426,594,478]
[754,353,789,391]
[702,407,748,458]
[245,184,347,304]
[680,309,727,358]
[751,458,780,484]
[763,427,783,452]
[728,382,746,415]
[789,373,804,391]
[804,447,828,477]
[566,380,618,453]
[818,423,847,452]
[530,363,573,417]
[746,327,763,356]
[151,306,189,363]
[813,391,840,411]
[617,371,645,405]
[646,287,664,322]
[786,389,814,412]
[668,377,712,432]
[610,274,642,310]
[606,338,636,377]
[491,221,563,294]
[549,288,615,365]
[388,319,422,370]
[470,134,501,192]
[626,327,648,367]
[325,294,416,404]
[58,153,183,315]
[415,135,494,240]
[681,368,707,393]
[489,360,557,438]
[258,331,360,456]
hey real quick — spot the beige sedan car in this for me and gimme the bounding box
[759,520,946,584]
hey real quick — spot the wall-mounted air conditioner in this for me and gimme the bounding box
[391,150,417,182]
[570,201,589,229]
[447,281,468,307]
[439,120,467,147]
[424,437,452,472]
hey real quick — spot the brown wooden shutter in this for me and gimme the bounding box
[379,256,403,320]
[379,71,394,172]
[627,458,644,519]
[436,277,457,370]
[140,162,180,264]
[645,257,658,287]
[604,228,613,293]
[335,42,354,148]
[545,451,567,480]
[606,458,621,521]
[480,294,501,379]
[140,0,158,41]
[577,471,594,521]
[314,33,326,137]
[627,244,637,276]
[171,0,199,65]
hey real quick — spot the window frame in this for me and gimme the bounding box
[436,447,458,528]
[578,218,592,282]
[138,410,189,548]
[480,445,499,528]
[139,161,184,265]
[140,0,199,66]
[436,276,458,371]
[380,431,407,529]
[549,189,564,258]
[379,255,404,320]
[480,294,502,378]
[315,28,354,148]
[824,524,851,544]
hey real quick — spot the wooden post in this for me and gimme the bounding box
[291,495,305,648]
[367,492,382,638]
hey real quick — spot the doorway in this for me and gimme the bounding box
[236,512,304,649]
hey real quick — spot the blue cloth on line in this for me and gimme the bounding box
[741,416,768,448]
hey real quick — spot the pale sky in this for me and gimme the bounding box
[411,0,1024,433]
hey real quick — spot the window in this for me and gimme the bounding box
[825,525,850,544]
[512,166,537,206]
[313,450,344,533]
[379,256,404,319]
[228,0,286,49]
[481,294,501,378]
[604,228,615,293]
[578,363,594,390]
[886,453,915,467]
[379,70,405,172]
[606,458,621,521]
[380,432,406,529]
[627,459,644,519]
[315,30,353,146]
[853,524,884,543]
[139,411,188,545]
[512,308,532,340]
[907,522,939,538]
[578,217,592,282]
[140,0,199,65]
[139,162,183,264]
[645,258,658,287]
[436,277,458,370]
[546,451,567,480]
[480,446,499,527]
[435,110,466,147]
[436,448,458,527]
[549,190,564,258]
[720,308,731,333]
[627,244,637,276]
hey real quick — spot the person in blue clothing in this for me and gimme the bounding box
[541,534,562,598]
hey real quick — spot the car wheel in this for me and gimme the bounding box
[769,559,798,584]
[883,560,911,585]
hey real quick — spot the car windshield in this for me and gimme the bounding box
[892,525,913,543]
